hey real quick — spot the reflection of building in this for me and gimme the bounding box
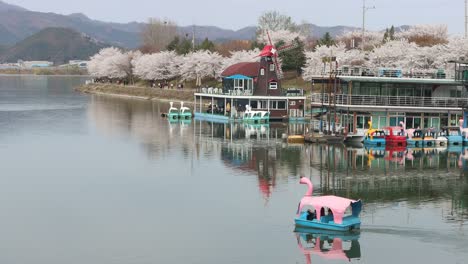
[193,120,308,201]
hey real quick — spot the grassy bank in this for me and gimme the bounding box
[76,83,196,102]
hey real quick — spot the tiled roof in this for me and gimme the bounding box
[221,62,260,78]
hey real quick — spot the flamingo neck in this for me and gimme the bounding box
[305,181,313,196]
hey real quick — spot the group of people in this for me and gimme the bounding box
[306,207,333,221]
[151,81,184,89]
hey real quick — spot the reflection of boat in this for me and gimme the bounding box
[345,141,364,149]
[244,124,269,138]
[295,177,362,231]
[295,229,361,263]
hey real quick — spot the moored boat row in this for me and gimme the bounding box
[363,124,465,147]
[162,102,193,121]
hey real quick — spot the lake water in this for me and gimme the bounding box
[0,75,467,264]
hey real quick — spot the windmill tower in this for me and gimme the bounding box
[255,31,299,96]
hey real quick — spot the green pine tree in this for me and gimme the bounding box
[318,32,335,47]
[198,38,215,51]
[279,38,306,74]
[389,25,395,40]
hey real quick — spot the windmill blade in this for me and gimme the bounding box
[267,30,273,46]
[277,41,299,53]
[273,54,283,79]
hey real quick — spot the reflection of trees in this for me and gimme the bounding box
[89,96,196,160]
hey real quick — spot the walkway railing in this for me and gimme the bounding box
[310,93,468,108]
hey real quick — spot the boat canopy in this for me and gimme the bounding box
[225,74,253,80]
[297,177,362,224]
[384,126,405,135]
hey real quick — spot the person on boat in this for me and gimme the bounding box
[226,103,231,116]
[306,209,316,220]
[320,207,325,219]
[328,208,333,216]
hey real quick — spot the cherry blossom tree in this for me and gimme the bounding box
[338,30,384,49]
[302,43,366,80]
[179,50,224,85]
[257,29,307,46]
[221,49,259,71]
[88,47,139,81]
[396,24,448,46]
[132,51,181,81]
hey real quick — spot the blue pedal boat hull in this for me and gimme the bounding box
[363,138,385,146]
[295,212,361,232]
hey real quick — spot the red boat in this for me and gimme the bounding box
[384,126,407,147]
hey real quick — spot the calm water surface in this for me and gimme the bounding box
[0,75,467,264]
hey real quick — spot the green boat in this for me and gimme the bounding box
[168,102,179,121]
[242,105,270,124]
[179,102,192,120]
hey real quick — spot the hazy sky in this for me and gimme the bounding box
[7,0,466,34]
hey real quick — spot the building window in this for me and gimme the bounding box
[278,101,286,109]
[234,79,244,90]
[267,100,286,109]
[260,68,265,76]
[250,101,258,109]
[269,64,275,72]
[269,81,278,89]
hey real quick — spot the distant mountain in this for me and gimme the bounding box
[307,24,360,39]
[0,27,109,64]
[0,1,406,50]
[178,25,256,43]
[0,7,139,47]
[0,0,27,12]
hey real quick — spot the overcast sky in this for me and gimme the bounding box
[7,0,466,34]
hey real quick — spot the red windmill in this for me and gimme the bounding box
[257,31,299,79]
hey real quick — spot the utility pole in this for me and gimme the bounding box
[465,0,468,38]
[192,25,196,51]
[362,0,375,50]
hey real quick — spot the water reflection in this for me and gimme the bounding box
[295,229,361,263]
[194,121,307,201]
[88,96,468,223]
[3,76,468,264]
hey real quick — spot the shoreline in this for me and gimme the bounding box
[75,83,196,104]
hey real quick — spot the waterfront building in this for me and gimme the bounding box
[310,61,468,134]
[17,60,54,68]
[194,47,306,122]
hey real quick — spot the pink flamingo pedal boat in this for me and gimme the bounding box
[295,177,362,232]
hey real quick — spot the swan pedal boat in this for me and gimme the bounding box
[295,177,362,232]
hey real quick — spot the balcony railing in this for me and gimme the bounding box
[311,93,468,109]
